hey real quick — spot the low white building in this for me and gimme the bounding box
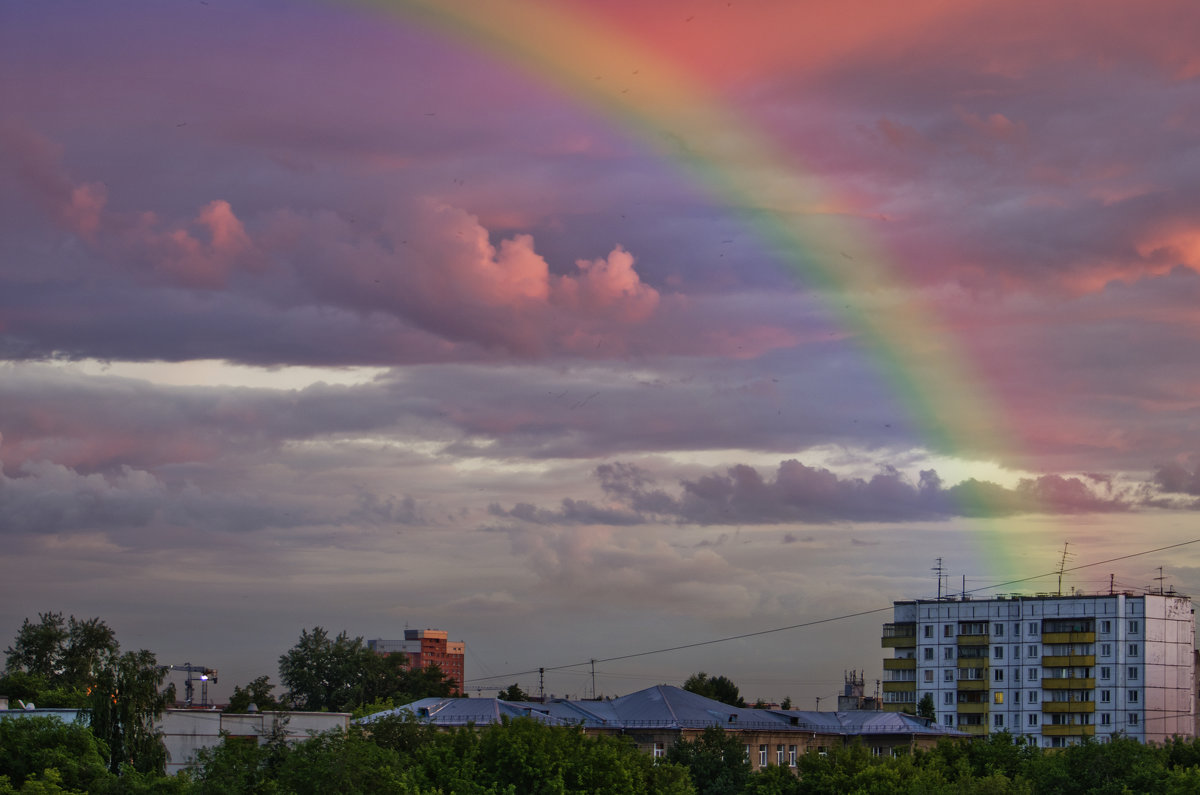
[160,709,350,775]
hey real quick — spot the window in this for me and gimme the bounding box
[1028,668,1038,680]
[943,692,954,705]
[924,648,934,660]
[1100,643,1111,656]
[1128,620,1139,633]
[788,745,797,767]
[944,624,953,637]
[994,714,1004,727]
[924,670,934,683]
[1028,713,1038,726]
[743,745,750,762]
[994,669,1004,682]
[994,623,1004,637]
[1014,691,1021,704]
[1129,713,1139,725]
[994,646,1004,659]
[1128,644,1139,657]
[1029,691,1039,703]
[1129,667,1138,680]
[1128,690,1139,703]
[944,714,954,726]
[1100,667,1111,680]
[944,670,954,682]
[777,745,785,766]
[944,647,954,660]
[924,625,933,638]
[1101,713,1111,725]
[1029,622,1038,635]
[1028,645,1038,657]
[654,743,666,758]
[759,745,767,766]
[1100,690,1111,703]
[1101,620,1111,633]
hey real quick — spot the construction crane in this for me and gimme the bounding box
[159,663,218,708]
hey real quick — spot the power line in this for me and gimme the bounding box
[465,537,1200,686]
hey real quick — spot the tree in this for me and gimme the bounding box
[278,627,380,712]
[85,649,170,775]
[0,716,114,792]
[666,726,750,795]
[499,683,529,701]
[224,675,280,714]
[2,613,118,708]
[780,696,793,710]
[682,672,745,708]
[916,692,936,721]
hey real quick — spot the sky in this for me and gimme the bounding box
[2,0,1199,706]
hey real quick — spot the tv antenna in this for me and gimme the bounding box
[1056,542,1074,596]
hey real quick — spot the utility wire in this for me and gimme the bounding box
[465,536,1200,686]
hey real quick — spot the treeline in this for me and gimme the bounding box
[7,715,1200,793]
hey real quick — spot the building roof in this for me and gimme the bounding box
[358,684,965,738]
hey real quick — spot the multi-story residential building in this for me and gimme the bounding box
[882,593,1195,747]
[368,629,465,693]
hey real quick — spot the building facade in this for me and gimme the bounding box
[882,593,1195,747]
[367,629,465,693]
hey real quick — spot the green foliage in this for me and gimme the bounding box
[498,683,530,701]
[278,627,454,713]
[666,726,750,795]
[2,614,117,710]
[780,696,793,710]
[85,649,169,775]
[224,675,280,714]
[916,693,937,721]
[681,672,746,708]
[0,716,113,792]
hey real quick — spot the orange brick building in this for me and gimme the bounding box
[368,629,465,693]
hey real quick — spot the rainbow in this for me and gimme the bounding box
[352,0,1025,578]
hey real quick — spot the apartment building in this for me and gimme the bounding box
[367,629,465,693]
[882,593,1195,747]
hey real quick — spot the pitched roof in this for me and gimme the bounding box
[358,685,965,737]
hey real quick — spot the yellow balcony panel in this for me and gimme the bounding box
[957,724,989,736]
[881,704,912,713]
[957,658,990,668]
[1042,656,1096,668]
[1042,678,1095,690]
[883,658,916,670]
[882,681,916,693]
[956,680,988,691]
[956,635,990,646]
[882,636,917,648]
[1042,702,1096,714]
[1042,724,1096,737]
[956,703,989,714]
[1041,632,1095,645]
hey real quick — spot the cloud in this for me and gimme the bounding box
[1154,462,1200,496]
[497,459,1136,526]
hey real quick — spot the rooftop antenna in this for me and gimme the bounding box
[1056,542,1074,596]
[932,557,945,600]
[590,659,597,700]
[1109,574,1114,595]
[1154,567,1165,595]
[539,667,545,700]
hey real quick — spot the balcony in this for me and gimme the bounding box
[1041,632,1095,645]
[956,635,990,646]
[957,724,989,736]
[957,658,990,668]
[882,623,917,648]
[882,681,916,693]
[1043,678,1095,690]
[1042,724,1095,737]
[883,658,916,670]
[956,680,988,691]
[1042,701,1096,714]
[956,703,989,715]
[1042,655,1095,668]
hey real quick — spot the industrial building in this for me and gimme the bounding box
[360,684,963,766]
[881,592,1195,747]
[367,628,465,693]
